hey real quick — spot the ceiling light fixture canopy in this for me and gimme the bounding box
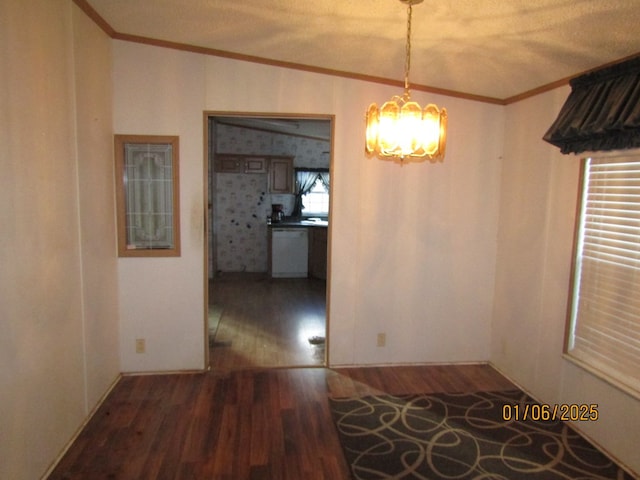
[365,0,447,162]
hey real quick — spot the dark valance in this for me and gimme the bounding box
[543,56,640,154]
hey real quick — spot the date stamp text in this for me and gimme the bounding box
[502,403,599,422]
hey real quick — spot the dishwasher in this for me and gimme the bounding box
[271,228,308,278]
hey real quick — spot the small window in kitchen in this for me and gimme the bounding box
[302,177,329,216]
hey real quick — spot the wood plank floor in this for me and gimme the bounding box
[48,365,515,480]
[208,275,327,372]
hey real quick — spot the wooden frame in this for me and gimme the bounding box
[203,111,335,368]
[563,159,587,354]
[114,134,180,257]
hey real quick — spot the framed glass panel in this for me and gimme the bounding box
[114,135,180,257]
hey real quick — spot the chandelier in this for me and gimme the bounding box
[365,0,447,162]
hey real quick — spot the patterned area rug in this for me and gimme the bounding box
[329,390,634,480]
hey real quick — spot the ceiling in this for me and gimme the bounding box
[84,0,640,102]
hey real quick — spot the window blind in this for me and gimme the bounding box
[568,154,640,396]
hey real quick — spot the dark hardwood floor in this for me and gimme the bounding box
[48,275,517,479]
[48,365,515,479]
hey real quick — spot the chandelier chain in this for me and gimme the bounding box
[404,4,413,94]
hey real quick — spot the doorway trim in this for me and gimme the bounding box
[202,111,335,369]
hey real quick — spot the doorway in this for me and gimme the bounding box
[203,113,333,371]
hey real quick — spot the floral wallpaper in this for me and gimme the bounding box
[209,121,330,275]
[215,173,270,272]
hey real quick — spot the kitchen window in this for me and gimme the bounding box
[302,177,329,216]
[565,152,640,398]
[294,169,329,217]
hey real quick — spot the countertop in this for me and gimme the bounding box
[268,217,328,228]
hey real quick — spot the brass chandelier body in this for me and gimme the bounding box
[365,0,447,162]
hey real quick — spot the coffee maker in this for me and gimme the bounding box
[271,204,284,223]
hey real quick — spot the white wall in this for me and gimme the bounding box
[114,43,207,371]
[114,41,504,371]
[0,1,119,478]
[329,90,504,365]
[73,0,121,412]
[492,87,640,474]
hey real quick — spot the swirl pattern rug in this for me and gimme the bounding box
[329,390,634,479]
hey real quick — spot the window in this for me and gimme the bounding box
[566,153,640,397]
[114,135,180,257]
[301,177,329,216]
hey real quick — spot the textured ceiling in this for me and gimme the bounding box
[85,0,640,101]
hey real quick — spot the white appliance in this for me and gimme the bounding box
[271,228,308,278]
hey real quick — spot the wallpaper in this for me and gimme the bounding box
[210,122,330,274]
[215,173,270,272]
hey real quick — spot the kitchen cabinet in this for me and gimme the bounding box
[268,156,293,193]
[215,154,267,173]
[244,156,268,173]
[215,154,243,173]
[308,227,328,280]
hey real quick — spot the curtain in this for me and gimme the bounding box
[543,56,640,154]
[318,171,330,192]
[292,169,323,217]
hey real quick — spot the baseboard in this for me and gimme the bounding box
[121,368,209,376]
[40,373,123,479]
[328,360,490,369]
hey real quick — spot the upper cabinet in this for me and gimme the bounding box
[245,156,268,174]
[215,154,242,173]
[214,153,293,193]
[268,156,293,193]
[215,154,267,174]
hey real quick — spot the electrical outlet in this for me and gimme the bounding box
[377,333,386,347]
[135,338,146,354]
